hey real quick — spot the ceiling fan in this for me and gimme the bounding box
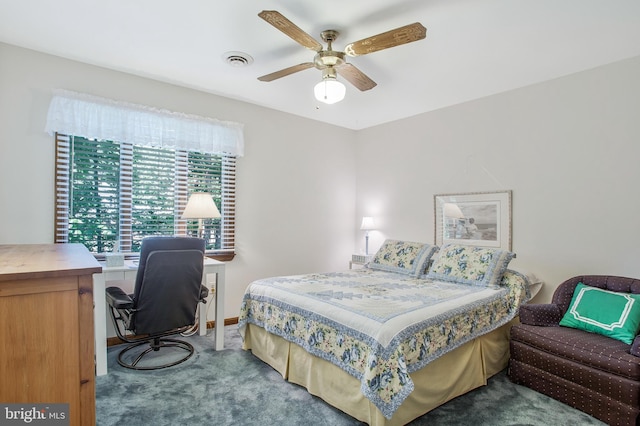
[257,10,427,104]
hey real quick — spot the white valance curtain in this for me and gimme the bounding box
[45,89,244,157]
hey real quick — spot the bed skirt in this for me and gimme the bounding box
[243,320,514,426]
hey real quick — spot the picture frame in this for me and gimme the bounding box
[434,190,512,250]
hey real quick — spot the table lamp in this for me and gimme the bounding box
[181,192,221,238]
[360,216,376,256]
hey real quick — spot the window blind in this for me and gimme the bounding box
[55,133,236,255]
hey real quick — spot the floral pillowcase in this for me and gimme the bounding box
[367,239,438,277]
[426,244,515,288]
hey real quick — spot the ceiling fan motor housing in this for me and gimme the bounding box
[314,30,345,70]
[314,50,345,69]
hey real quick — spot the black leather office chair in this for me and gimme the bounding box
[106,236,209,370]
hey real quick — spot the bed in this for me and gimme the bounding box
[238,240,530,425]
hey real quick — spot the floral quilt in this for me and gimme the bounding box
[238,268,529,419]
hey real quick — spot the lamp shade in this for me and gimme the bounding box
[314,79,346,104]
[181,193,221,219]
[360,216,376,231]
[443,203,464,219]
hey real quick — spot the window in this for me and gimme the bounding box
[54,133,236,257]
[46,90,242,259]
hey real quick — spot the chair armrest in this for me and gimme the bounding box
[106,286,134,309]
[519,303,563,326]
[199,285,210,302]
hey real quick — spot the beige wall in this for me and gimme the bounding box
[2,41,640,316]
[355,55,640,302]
[0,42,357,319]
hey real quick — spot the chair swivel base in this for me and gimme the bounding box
[117,338,195,370]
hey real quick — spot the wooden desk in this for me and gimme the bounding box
[0,244,101,426]
[92,257,226,376]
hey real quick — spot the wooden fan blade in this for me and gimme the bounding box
[344,22,427,57]
[336,63,377,91]
[259,10,323,52]
[258,62,315,82]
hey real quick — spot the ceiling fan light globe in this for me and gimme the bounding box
[314,79,346,104]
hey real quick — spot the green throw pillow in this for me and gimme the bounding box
[559,282,640,344]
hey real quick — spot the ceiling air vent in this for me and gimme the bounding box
[223,51,254,67]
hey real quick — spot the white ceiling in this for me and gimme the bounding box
[1,0,640,130]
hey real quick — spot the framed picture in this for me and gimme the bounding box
[434,190,512,250]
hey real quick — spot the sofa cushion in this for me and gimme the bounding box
[511,323,640,381]
[559,283,640,344]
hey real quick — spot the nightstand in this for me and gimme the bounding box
[349,254,373,269]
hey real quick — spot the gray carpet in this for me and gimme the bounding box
[96,325,605,425]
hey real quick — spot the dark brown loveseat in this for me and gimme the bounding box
[509,275,640,426]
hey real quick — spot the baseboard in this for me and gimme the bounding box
[106,317,240,347]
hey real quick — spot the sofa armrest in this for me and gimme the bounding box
[519,303,563,326]
[630,335,640,357]
[106,286,134,310]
